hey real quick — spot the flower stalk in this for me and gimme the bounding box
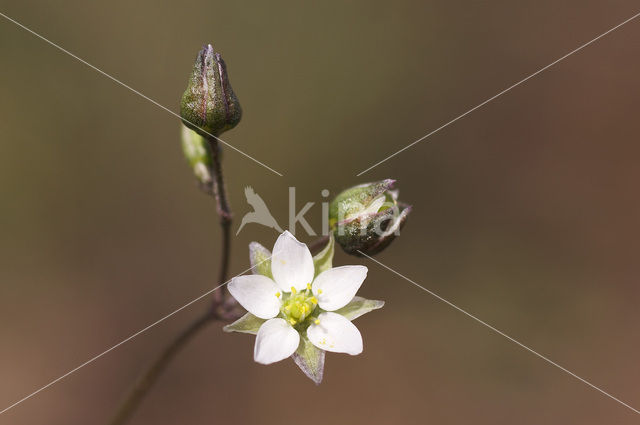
[204,136,234,309]
[107,311,216,425]
[107,141,238,425]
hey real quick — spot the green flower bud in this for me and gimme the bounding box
[180,124,212,184]
[180,44,242,138]
[329,179,412,256]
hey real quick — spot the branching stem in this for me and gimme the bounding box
[107,135,238,425]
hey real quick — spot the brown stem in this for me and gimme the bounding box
[207,137,233,296]
[107,311,216,425]
[308,234,330,256]
[107,136,239,425]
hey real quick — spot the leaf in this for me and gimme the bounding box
[334,296,385,321]
[312,234,334,278]
[292,335,325,385]
[223,312,266,334]
[249,242,273,279]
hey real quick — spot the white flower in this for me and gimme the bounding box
[227,231,372,365]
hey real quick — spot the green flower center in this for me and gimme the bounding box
[280,284,319,326]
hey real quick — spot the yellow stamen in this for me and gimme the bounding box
[314,319,320,325]
[275,292,281,298]
[310,297,318,304]
[290,286,297,294]
[306,283,312,290]
[317,289,323,295]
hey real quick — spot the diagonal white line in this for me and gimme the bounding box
[0,11,283,177]
[0,258,265,416]
[358,250,640,415]
[356,10,640,176]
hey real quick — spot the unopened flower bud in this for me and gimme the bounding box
[180,44,242,138]
[181,124,212,185]
[329,179,412,256]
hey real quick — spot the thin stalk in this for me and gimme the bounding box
[107,311,216,425]
[107,136,236,425]
[308,234,330,256]
[207,137,233,307]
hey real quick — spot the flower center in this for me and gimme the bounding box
[281,284,318,326]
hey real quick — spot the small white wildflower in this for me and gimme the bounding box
[225,231,383,382]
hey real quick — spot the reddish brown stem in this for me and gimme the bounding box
[107,136,239,425]
[107,311,216,425]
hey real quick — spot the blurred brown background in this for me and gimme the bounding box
[1,1,640,424]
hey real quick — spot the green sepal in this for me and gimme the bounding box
[312,234,334,278]
[334,296,385,321]
[223,312,266,335]
[249,242,273,279]
[292,335,325,385]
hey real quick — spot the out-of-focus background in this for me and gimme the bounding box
[1,1,639,424]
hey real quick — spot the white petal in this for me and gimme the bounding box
[228,275,281,319]
[312,265,368,311]
[307,312,363,355]
[362,195,386,215]
[271,230,314,291]
[254,318,300,364]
